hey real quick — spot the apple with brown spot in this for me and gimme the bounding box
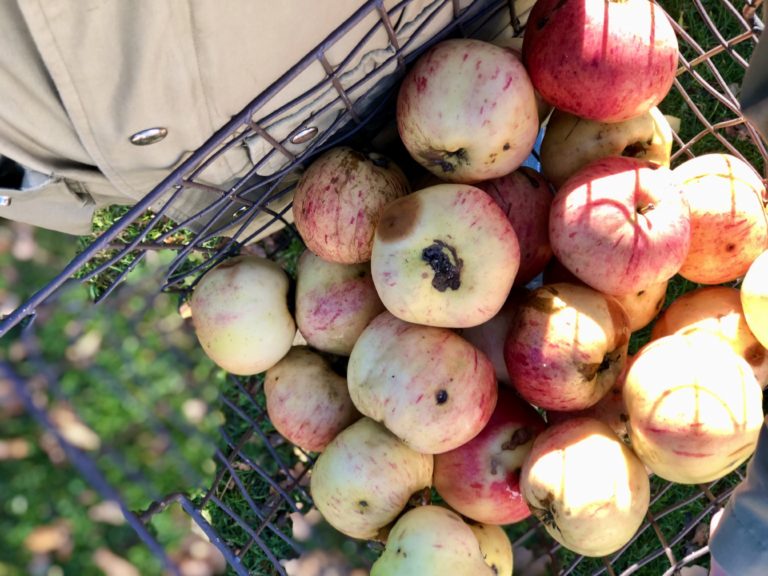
[623,331,764,484]
[371,184,520,328]
[549,156,691,296]
[292,146,409,264]
[347,311,497,454]
[504,283,630,411]
[467,522,514,576]
[651,285,768,388]
[295,250,385,356]
[397,38,539,183]
[433,387,546,525]
[614,280,669,332]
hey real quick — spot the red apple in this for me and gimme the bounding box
[523,0,679,122]
[433,387,546,525]
[549,156,691,296]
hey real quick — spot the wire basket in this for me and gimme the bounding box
[2,0,767,575]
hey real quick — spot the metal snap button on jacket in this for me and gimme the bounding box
[129,127,168,145]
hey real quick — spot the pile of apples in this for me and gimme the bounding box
[187,1,768,574]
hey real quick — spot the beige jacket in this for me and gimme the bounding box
[0,0,533,236]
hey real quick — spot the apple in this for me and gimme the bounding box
[291,146,409,264]
[370,505,494,576]
[651,285,768,387]
[742,249,768,349]
[371,184,520,328]
[613,280,669,332]
[523,0,678,123]
[295,250,385,356]
[540,106,673,189]
[347,311,497,454]
[549,156,691,296]
[673,153,768,284]
[477,167,554,286]
[623,331,764,484]
[190,255,295,375]
[492,36,553,122]
[310,418,433,540]
[433,387,546,525]
[521,417,650,557]
[504,283,630,411]
[264,347,359,452]
[467,522,514,576]
[397,38,539,183]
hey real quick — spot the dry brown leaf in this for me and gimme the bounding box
[513,545,551,576]
[0,377,24,417]
[88,501,125,526]
[66,329,102,365]
[92,548,140,576]
[283,550,360,576]
[24,521,73,556]
[0,437,30,460]
[289,508,324,543]
[49,403,101,451]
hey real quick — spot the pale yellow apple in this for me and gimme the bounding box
[468,522,514,576]
[742,249,768,350]
[614,279,668,332]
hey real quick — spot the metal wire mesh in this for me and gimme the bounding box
[3,1,768,575]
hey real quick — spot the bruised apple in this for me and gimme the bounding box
[623,331,764,484]
[264,347,359,452]
[371,506,493,576]
[651,286,768,387]
[468,523,514,576]
[433,387,546,525]
[742,249,768,350]
[291,147,409,264]
[397,38,539,183]
[347,312,497,454]
[523,0,678,122]
[549,157,691,296]
[310,418,433,540]
[540,107,673,189]
[295,250,385,356]
[504,283,630,411]
[521,417,650,557]
[673,153,768,284]
[371,184,520,328]
[190,255,295,375]
[477,167,554,286]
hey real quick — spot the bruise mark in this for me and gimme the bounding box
[436,389,449,404]
[422,240,463,292]
[745,342,766,367]
[419,147,469,174]
[501,427,534,450]
[377,195,421,242]
[530,491,559,532]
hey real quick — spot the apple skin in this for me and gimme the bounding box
[521,417,650,557]
[623,331,764,484]
[742,249,768,350]
[295,250,385,356]
[264,347,359,453]
[614,280,669,333]
[370,505,494,576]
[541,106,673,189]
[371,184,520,328]
[522,0,678,123]
[310,418,433,540]
[673,153,768,284]
[347,311,497,454]
[492,36,552,123]
[651,285,768,388]
[291,147,410,264]
[477,167,554,286]
[467,522,514,576]
[190,255,295,375]
[549,156,691,296]
[397,38,539,183]
[433,387,546,525]
[504,283,630,412]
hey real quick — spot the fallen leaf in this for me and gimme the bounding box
[283,550,358,576]
[24,521,72,556]
[65,329,102,365]
[49,403,101,451]
[513,545,551,576]
[92,548,140,576]
[0,438,29,460]
[89,501,125,526]
[289,508,324,542]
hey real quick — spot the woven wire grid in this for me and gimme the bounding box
[2,0,768,575]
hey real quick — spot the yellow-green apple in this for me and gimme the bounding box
[396,38,539,183]
[370,505,493,576]
[504,283,630,411]
[477,167,554,286]
[348,311,497,454]
[371,184,520,328]
[541,106,673,189]
[310,418,433,540]
[433,387,546,525]
[623,331,764,484]
[673,153,768,284]
[614,280,669,332]
[549,156,691,296]
[651,285,768,387]
[264,347,359,452]
[521,417,650,557]
[292,147,409,264]
[742,249,768,349]
[190,255,295,375]
[467,522,514,576]
[295,250,385,356]
[523,0,678,123]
